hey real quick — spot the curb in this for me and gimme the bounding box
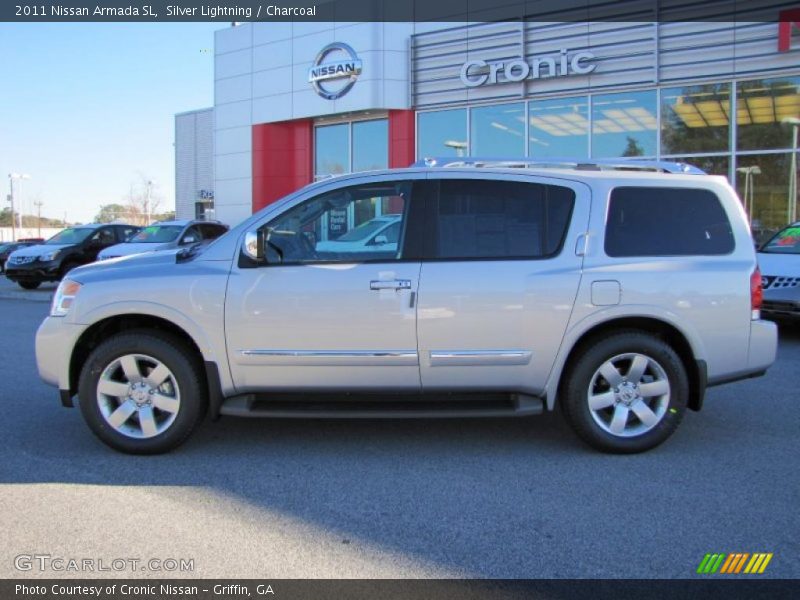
[0,291,53,303]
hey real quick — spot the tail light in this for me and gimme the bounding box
[751,266,763,320]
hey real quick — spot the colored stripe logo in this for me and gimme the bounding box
[697,553,773,574]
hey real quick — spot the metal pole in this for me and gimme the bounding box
[8,176,16,242]
[146,180,152,226]
[35,200,43,237]
[790,125,798,224]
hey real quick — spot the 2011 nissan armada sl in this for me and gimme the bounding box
[35,160,778,454]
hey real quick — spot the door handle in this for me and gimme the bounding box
[370,279,412,291]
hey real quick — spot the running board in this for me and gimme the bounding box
[218,392,544,419]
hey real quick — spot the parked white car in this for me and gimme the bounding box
[97,220,228,261]
[315,215,402,257]
[757,221,800,320]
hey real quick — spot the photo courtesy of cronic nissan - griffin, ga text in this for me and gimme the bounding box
[35,159,778,454]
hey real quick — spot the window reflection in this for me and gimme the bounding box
[592,91,658,158]
[662,84,731,154]
[735,153,799,242]
[667,155,729,177]
[417,109,468,158]
[314,123,348,177]
[737,78,800,151]
[470,103,525,156]
[529,96,589,157]
[352,119,388,172]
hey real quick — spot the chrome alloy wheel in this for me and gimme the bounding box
[96,353,181,439]
[587,352,670,438]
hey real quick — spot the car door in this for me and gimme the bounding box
[416,174,590,395]
[224,176,424,393]
[85,227,118,261]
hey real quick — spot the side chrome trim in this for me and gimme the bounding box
[429,350,533,367]
[238,349,419,367]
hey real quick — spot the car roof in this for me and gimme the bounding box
[151,219,226,227]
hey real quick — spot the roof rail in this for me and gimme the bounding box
[413,157,707,175]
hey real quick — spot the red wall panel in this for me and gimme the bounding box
[388,109,416,169]
[251,111,416,215]
[252,119,313,213]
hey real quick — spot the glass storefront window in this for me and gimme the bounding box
[417,109,468,158]
[735,153,799,243]
[737,77,800,151]
[591,90,658,158]
[528,96,589,158]
[352,119,388,172]
[470,103,525,156]
[315,123,348,177]
[661,84,731,154]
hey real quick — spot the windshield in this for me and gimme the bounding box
[336,219,390,242]
[46,228,95,245]
[761,225,800,254]
[130,225,183,243]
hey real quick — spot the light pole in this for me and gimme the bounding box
[444,140,468,157]
[34,199,43,238]
[145,180,153,225]
[782,117,799,224]
[736,166,761,223]
[8,173,31,241]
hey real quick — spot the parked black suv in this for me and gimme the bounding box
[4,224,140,289]
[0,239,44,273]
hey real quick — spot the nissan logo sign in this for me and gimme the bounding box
[308,42,363,100]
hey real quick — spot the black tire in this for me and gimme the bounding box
[18,281,41,290]
[78,330,207,454]
[560,331,688,454]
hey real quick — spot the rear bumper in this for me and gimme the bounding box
[706,320,777,387]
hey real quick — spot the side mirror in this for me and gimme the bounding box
[373,234,388,246]
[181,235,197,245]
[243,230,264,262]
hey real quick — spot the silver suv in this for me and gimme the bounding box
[35,159,778,454]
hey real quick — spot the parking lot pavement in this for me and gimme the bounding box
[0,274,56,302]
[0,296,798,579]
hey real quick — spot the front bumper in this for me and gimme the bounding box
[5,260,61,283]
[761,285,800,319]
[35,316,88,404]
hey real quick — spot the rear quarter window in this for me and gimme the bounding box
[604,187,735,257]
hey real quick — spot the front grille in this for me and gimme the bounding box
[8,256,35,265]
[762,275,800,290]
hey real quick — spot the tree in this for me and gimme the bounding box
[622,136,645,157]
[95,203,128,223]
[124,174,163,226]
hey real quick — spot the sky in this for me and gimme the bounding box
[0,22,222,223]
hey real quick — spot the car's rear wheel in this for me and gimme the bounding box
[561,331,688,454]
[78,331,207,454]
[18,281,41,290]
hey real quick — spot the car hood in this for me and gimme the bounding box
[98,242,172,258]
[8,243,71,258]
[757,252,800,277]
[70,248,182,281]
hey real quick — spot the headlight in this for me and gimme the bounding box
[40,250,61,262]
[51,279,81,317]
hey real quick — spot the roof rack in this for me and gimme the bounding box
[413,157,707,175]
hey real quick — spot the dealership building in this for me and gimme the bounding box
[175,12,800,235]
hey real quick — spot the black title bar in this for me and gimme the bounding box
[2,0,799,22]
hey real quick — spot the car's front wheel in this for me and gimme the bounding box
[78,331,207,454]
[561,331,688,454]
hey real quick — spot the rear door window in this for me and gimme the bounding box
[605,187,735,257]
[429,179,575,260]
